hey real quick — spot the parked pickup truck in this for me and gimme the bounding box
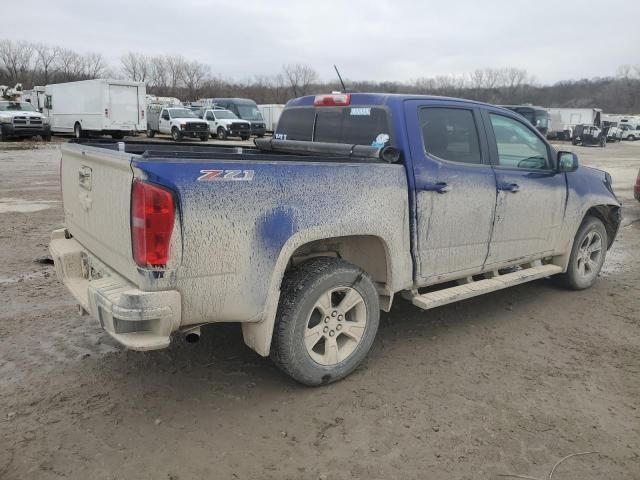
[201,108,251,140]
[146,105,209,141]
[49,93,621,386]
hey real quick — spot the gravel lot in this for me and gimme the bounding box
[0,136,638,480]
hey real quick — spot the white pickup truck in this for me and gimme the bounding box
[146,105,209,141]
[202,108,251,140]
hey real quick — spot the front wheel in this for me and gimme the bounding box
[241,135,250,141]
[42,132,52,142]
[171,127,182,141]
[270,257,380,386]
[199,133,208,141]
[628,135,637,141]
[555,216,607,290]
[217,127,227,140]
[0,125,7,142]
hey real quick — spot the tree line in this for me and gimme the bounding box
[1,39,639,113]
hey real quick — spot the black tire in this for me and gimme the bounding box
[111,132,125,140]
[74,122,83,139]
[0,125,7,142]
[270,257,380,386]
[241,135,250,141]
[171,127,182,141]
[146,128,155,138]
[628,135,636,141]
[199,134,208,142]
[42,132,52,142]
[217,127,227,140]
[257,134,265,138]
[554,216,607,290]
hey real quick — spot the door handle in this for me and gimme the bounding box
[498,183,520,193]
[422,182,452,193]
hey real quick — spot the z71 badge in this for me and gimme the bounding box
[197,169,255,182]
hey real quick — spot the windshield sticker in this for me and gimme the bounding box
[371,133,390,148]
[350,107,371,116]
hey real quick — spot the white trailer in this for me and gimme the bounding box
[43,79,146,139]
[21,86,46,112]
[547,108,602,139]
[258,104,284,132]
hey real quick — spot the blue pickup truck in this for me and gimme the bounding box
[49,93,621,385]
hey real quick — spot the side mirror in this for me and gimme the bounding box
[557,151,579,173]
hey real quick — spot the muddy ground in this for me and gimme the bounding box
[0,137,639,480]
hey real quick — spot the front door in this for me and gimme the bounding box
[405,100,498,282]
[481,110,566,266]
[159,110,171,134]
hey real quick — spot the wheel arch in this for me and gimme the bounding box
[584,204,621,249]
[241,233,399,357]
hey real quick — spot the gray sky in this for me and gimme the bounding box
[4,0,640,84]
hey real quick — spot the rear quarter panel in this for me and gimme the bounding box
[134,159,413,335]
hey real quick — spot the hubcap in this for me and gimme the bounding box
[576,231,603,278]
[304,286,367,366]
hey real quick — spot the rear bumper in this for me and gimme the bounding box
[49,228,181,351]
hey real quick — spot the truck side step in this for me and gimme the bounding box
[411,264,563,310]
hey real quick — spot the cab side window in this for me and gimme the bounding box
[489,114,550,170]
[419,107,482,164]
[206,112,214,121]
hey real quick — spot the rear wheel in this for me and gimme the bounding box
[628,135,637,141]
[111,132,124,140]
[555,216,607,290]
[171,127,182,141]
[146,128,155,138]
[270,257,380,386]
[0,125,7,142]
[217,127,227,140]
[74,122,83,139]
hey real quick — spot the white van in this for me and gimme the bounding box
[43,79,146,139]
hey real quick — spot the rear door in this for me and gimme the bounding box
[481,109,566,265]
[405,100,497,282]
[109,84,139,127]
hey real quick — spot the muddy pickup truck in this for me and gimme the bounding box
[49,93,621,386]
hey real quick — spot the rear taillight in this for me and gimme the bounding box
[141,109,145,120]
[131,180,175,267]
[314,94,351,106]
[105,108,109,118]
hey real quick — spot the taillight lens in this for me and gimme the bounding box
[314,94,351,106]
[131,180,175,267]
[105,108,109,118]
[141,109,145,120]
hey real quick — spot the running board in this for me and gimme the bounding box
[411,264,563,310]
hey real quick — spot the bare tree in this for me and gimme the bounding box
[282,63,318,96]
[165,55,186,95]
[121,52,150,82]
[34,43,60,84]
[182,60,210,100]
[0,40,34,83]
[83,52,106,79]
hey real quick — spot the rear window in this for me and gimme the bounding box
[276,106,392,146]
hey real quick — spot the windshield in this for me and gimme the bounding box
[534,110,549,128]
[168,108,197,118]
[0,101,37,112]
[214,110,238,119]
[236,104,263,121]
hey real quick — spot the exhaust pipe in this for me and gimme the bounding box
[184,326,201,344]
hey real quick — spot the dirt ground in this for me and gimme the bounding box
[0,136,639,480]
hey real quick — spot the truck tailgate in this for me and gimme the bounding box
[61,143,137,282]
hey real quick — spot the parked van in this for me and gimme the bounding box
[43,79,146,139]
[208,98,266,137]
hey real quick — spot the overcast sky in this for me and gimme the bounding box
[4,0,640,84]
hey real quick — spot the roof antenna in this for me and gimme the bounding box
[334,65,347,92]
